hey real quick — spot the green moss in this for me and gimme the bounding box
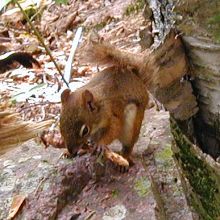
[111,189,119,198]
[24,6,37,19]
[171,118,220,219]
[155,144,173,161]
[124,0,145,16]
[82,22,106,33]
[177,25,191,36]
[155,144,173,168]
[175,1,220,43]
[134,176,151,197]
[207,13,220,43]
[213,32,220,44]
[54,0,68,4]
[94,21,108,31]
[208,13,220,24]
[10,99,17,105]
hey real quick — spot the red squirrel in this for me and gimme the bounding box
[60,34,154,165]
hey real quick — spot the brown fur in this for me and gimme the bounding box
[60,37,151,164]
[82,32,158,88]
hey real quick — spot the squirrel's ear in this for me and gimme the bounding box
[82,90,97,112]
[61,89,71,104]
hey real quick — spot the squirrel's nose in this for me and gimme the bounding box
[67,146,78,157]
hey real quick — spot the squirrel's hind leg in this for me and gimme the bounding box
[119,103,145,165]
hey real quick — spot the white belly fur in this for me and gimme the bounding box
[120,103,137,145]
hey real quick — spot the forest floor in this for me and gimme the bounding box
[0,0,197,219]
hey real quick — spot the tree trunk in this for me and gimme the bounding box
[175,0,220,158]
[146,0,220,219]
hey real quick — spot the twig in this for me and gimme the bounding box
[0,37,11,42]
[34,177,47,195]
[14,0,69,88]
[64,27,83,83]
[84,210,96,220]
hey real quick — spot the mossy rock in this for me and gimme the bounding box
[170,118,220,220]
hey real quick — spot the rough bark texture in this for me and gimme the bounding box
[143,0,198,121]
[175,0,220,158]
[183,36,220,157]
[149,31,198,120]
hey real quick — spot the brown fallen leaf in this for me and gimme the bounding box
[8,194,26,219]
[40,129,65,149]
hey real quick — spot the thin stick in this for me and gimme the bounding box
[64,27,83,83]
[14,0,69,88]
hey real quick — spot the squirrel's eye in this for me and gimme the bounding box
[80,124,90,137]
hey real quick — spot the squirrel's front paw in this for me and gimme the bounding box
[91,144,105,157]
[61,149,73,158]
[91,144,130,173]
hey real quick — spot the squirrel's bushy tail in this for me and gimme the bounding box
[82,32,156,87]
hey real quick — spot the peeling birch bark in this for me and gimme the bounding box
[146,0,220,218]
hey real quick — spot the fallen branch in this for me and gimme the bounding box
[0,111,53,155]
[64,27,83,83]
